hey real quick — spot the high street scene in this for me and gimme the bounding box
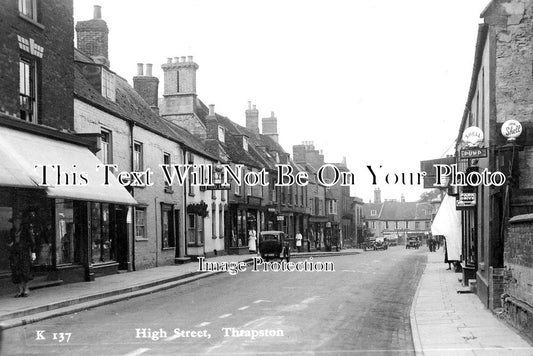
[2,0,533,355]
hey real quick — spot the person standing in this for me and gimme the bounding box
[9,212,36,297]
[295,231,303,252]
[248,229,257,254]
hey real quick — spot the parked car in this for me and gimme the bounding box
[373,237,388,250]
[406,236,420,249]
[259,231,291,262]
[385,236,398,246]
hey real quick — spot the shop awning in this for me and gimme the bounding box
[0,126,137,205]
[431,194,462,261]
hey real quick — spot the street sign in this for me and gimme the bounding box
[205,183,231,190]
[456,192,476,210]
[460,147,487,159]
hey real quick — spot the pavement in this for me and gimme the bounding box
[0,248,361,331]
[410,247,533,355]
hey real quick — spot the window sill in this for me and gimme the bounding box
[188,243,204,247]
[19,14,45,29]
[162,247,176,251]
[135,238,148,242]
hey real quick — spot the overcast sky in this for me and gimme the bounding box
[74,0,490,203]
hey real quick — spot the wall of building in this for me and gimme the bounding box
[0,0,74,129]
[74,99,184,269]
[503,216,533,335]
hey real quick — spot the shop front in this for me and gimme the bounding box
[227,197,262,255]
[0,124,136,285]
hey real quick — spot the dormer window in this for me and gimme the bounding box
[218,126,225,143]
[102,68,116,101]
[243,137,248,151]
[370,209,377,216]
[274,152,279,163]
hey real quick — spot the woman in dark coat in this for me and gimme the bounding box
[9,213,36,297]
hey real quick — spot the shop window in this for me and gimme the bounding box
[135,207,146,240]
[161,204,175,248]
[101,129,112,164]
[56,200,81,265]
[19,0,37,21]
[212,207,216,238]
[187,213,204,246]
[133,141,143,172]
[219,208,224,239]
[19,56,38,123]
[90,202,113,263]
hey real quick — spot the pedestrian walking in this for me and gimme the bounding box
[295,231,303,252]
[9,211,36,297]
[443,237,452,270]
[248,229,257,254]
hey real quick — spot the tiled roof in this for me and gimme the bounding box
[73,48,216,161]
[362,203,384,220]
[363,201,432,221]
[215,115,265,169]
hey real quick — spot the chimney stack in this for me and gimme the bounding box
[374,188,382,204]
[245,101,259,134]
[209,104,215,116]
[262,111,278,143]
[133,63,159,113]
[75,5,110,67]
[145,63,153,77]
[93,5,102,19]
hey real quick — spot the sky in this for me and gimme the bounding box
[73,0,490,203]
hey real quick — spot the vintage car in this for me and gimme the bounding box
[259,230,291,262]
[406,236,420,249]
[373,237,388,250]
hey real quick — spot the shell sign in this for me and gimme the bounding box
[462,126,484,147]
[501,119,522,141]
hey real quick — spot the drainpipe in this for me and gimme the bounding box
[129,120,136,271]
[182,148,188,259]
[154,196,159,267]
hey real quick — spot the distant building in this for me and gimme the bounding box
[363,189,432,241]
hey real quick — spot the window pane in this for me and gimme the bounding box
[56,200,75,264]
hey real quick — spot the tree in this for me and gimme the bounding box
[418,189,441,203]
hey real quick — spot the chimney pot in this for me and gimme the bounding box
[167,57,172,64]
[253,105,256,110]
[174,57,179,63]
[93,5,102,19]
[209,104,215,116]
[271,111,275,118]
[188,56,193,62]
[181,56,186,62]
[248,101,251,110]
[146,63,153,77]
[136,63,144,76]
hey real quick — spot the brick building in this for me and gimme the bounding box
[0,1,136,285]
[363,189,432,242]
[73,7,225,271]
[450,0,533,332]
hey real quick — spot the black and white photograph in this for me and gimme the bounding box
[2,0,533,354]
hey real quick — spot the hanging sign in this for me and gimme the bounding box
[501,119,522,141]
[462,127,484,147]
[456,192,477,210]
